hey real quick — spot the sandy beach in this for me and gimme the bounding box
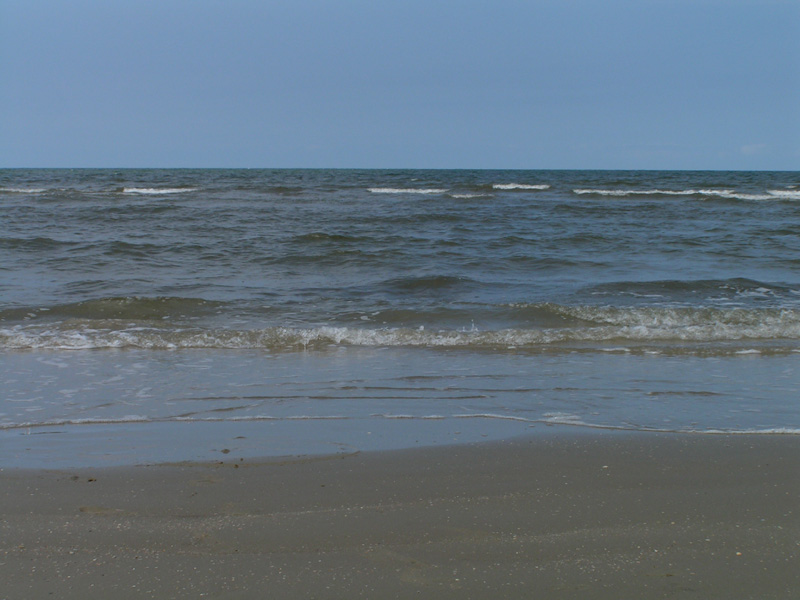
[1,431,798,599]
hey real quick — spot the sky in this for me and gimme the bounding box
[1,0,798,170]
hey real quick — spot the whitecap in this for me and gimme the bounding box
[367,188,448,195]
[541,412,587,425]
[493,183,550,190]
[3,305,800,351]
[574,188,702,197]
[572,188,777,201]
[0,187,48,193]
[767,189,800,200]
[122,187,198,195]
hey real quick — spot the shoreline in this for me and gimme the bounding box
[0,415,627,470]
[5,411,800,470]
[2,431,798,598]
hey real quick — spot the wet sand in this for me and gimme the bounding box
[1,432,798,599]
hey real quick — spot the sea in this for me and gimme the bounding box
[1,169,799,467]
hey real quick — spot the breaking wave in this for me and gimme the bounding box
[0,187,48,194]
[367,188,449,195]
[2,305,799,352]
[122,187,199,195]
[493,183,550,190]
[572,188,800,201]
[4,412,799,436]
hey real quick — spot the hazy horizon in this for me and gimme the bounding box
[2,1,798,171]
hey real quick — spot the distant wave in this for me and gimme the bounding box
[1,186,200,196]
[367,188,449,195]
[766,189,800,200]
[586,277,799,302]
[0,296,223,322]
[574,188,718,197]
[0,236,83,251]
[122,187,199,195]
[573,188,799,201]
[448,193,493,199]
[382,274,475,292]
[0,187,48,194]
[493,183,550,190]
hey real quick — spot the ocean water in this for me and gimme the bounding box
[1,169,799,465]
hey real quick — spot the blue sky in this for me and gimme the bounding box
[2,0,798,169]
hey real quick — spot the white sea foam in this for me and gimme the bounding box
[452,413,536,423]
[0,187,47,193]
[767,189,800,200]
[367,188,449,195]
[702,427,800,435]
[572,188,786,201]
[0,415,153,430]
[176,415,349,422]
[574,188,713,197]
[493,183,550,190]
[122,187,198,195]
[3,412,799,436]
[377,414,447,420]
[3,307,800,351]
[541,412,587,425]
[449,193,492,199]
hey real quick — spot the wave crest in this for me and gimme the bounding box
[493,183,550,190]
[122,187,198,195]
[2,305,799,351]
[367,188,448,195]
[572,188,798,201]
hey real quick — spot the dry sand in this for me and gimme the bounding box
[1,431,798,599]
